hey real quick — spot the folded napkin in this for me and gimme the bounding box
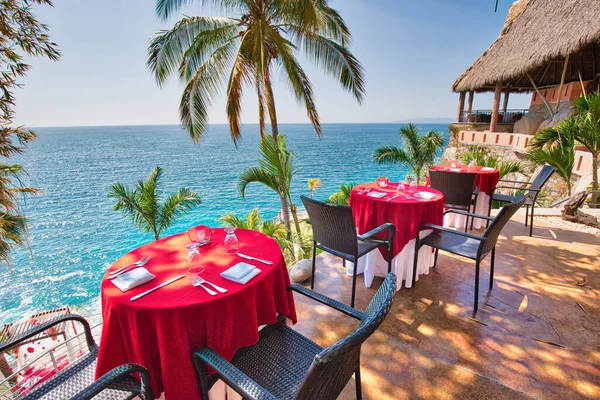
[414,191,437,200]
[366,191,386,199]
[221,262,261,284]
[449,168,462,172]
[482,167,496,171]
[111,268,155,292]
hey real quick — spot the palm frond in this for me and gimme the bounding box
[238,167,279,199]
[373,145,412,165]
[159,187,202,232]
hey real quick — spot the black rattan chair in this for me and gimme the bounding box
[300,195,395,308]
[429,169,478,232]
[488,164,555,236]
[0,314,153,400]
[194,273,397,400]
[412,195,525,311]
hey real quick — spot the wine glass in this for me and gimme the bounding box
[450,160,458,168]
[376,176,389,188]
[186,248,204,284]
[396,181,406,197]
[467,160,476,171]
[405,174,415,189]
[188,225,212,248]
[224,227,239,254]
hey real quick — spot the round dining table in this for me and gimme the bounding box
[348,182,444,290]
[429,164,500,229]
[96,228,297,400]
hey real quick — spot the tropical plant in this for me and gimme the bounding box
[461,145,525,180]
[219,208,309,266]
[307,178,322,198]
[0,0,60,269]
[326,183,355,205]
[573,91,600,206]
[238,135,300,234]
[148,0,364,144]
[108,167,202,240]
[373,123,445,185]
[528,118,576,196]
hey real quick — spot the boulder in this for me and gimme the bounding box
[290,259,313,283]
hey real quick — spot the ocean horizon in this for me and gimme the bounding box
[0,123,449,323]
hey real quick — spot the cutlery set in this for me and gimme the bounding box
[111,251,269,301]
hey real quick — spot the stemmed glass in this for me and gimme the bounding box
[405,174,416,190]
[224,227,239,254]
[396,181,406,197]
[186,247,204,285]
[188,225,212,248]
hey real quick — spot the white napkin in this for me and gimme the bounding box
[414,191,437,200]
[111,268,155,292]
[449,168,462,172]
[366,191,386,199]
[482,167,495,171]
[221,262,261,284]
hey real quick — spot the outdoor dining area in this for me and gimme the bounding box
[2,162,600,400]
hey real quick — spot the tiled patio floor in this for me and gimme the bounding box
[291,217,600,399]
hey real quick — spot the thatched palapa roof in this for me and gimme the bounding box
[453,0,600,93]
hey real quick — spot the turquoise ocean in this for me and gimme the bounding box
[0,123,449,323]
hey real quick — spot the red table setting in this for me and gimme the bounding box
[429,163,500,229]
[96,228,297,400]
[348,181,444,290]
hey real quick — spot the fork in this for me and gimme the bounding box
[196,277,228,293]
[192,280,217,296]
[108,256,150,279]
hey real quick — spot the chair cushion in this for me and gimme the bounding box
[23,347,141,400]
[493,193,532,205]
[231,322,323,399]
[420,231,481,260]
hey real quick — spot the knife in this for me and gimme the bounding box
[130,275,185,301]
[237,253,273,265]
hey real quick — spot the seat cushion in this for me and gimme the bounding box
[23,347,140,400]
[420,231,481,260]
[317,239,380,261]
[231,322,323,400]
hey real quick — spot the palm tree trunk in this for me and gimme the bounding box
[264,73,279,140]
[280,195,291,233]
[289,203,302,238]
[592,152,599,207]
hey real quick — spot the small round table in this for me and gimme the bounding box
[348,183,444,290]
[430,164,500,229]
[96,228,297,400]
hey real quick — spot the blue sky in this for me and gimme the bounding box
[16,0,530,127]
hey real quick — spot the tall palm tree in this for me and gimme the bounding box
[108,166,202,240]
[528,118,576,196]
[373,123,445,185]
[573,91,600,205]
[148,0,364,143]
[307,177,321,198]
[238,135,300,234]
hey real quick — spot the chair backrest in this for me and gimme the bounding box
[301,195,358,256]
[296,273,397,400]
[480,194,525,256]
[429,170,477,209]
[528,165,555,199]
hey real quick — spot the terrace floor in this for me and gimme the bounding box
[292,216,600,399]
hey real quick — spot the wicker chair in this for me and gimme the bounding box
[412,195,525,311]
[488,164,555,236]
[300,195,395,308]
[429,170,478,232]
[0,314,153,400]
[194,273,397,400]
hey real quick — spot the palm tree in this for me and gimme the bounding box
[326,183,355,205]
[307,178,321,198]
[148,0,364,143]
[528,118,576,196]
[373,123,445,185]
[238,135,300,234]
[573,91,600,205]
[108,166,202,240]
[0,0,60,270]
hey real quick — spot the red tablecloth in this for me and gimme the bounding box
[96,228,297,400]
[429,164,500,195]
[348,183,444,259]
